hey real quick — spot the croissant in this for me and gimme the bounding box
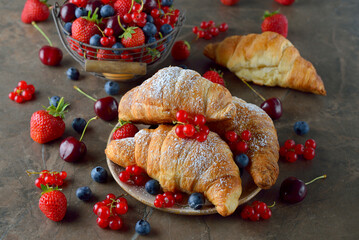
[208,97,279,189]
[117,66,236,124]
[204,32,326,95]
[105,125,242,217]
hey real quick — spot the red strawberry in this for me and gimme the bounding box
[275,0,295,6]
[220,0,240,6]
[203,69,225,86]
[97,49,121,60]
[113,121,139,140]
[120,27,145,51]
[261,10,288,38]
[114,0,132,17]
[21,0,50,24]
[72,10,101,44]
[69,0,88,7]
[30,97,69,144]
[171,40,190,61]
[39,185,67,222]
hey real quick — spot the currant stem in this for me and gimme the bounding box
[268,201,276,208]
[139,0,144,13]
[73,86,97,102]
[79,116,98,142]
[32,21,53,46]
[26,170,59,176]
[240,79,266,102]
[305,174,327,185]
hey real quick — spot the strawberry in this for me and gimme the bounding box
[113,120,139,140]
[38,185,67,222]
[203,69,225,86]
[97,49,121,60]
[171,40,190,61]
[114,0,132,17]
[120,27,145,50]
[261,10,288,38]
[69,0,88,7]
[72,9,101,44]
[21,0,50,24]
[30,97,69,144]
[275,0,295,6]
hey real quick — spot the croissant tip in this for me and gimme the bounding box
[203,43,216,60]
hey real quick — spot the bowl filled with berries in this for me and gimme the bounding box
[52,0,185,81]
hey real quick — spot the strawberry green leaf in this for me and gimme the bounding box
[120,27,138,40]
[146,47,161,60]
[43,97,70,119]
[262,10,280,20]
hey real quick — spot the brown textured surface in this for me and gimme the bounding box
[0,0,359,239]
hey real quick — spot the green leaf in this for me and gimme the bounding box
[262,9,280,20]
[120,27,138,40]
[44,97,70,119]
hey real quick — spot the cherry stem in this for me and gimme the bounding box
[79,116,98,142]
[95,25,105,37]
[32,21,53,46]
[117,15,126,32]
[305,174,327,185]
[240,79,266,102]
[157,0,162,10]
[139,0,144,13]
[268,201,276,208]
[73,86,97,102]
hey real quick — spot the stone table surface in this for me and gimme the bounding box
[1,0,358,239]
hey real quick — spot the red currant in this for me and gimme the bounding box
[132,166,143,175]
[194,114,206,126]
[126,165,134,174]
[21,90,32,101]
[8,92,16,101]
[261,208,272,220]
[183,124,196,137]
[59,171,67,179]
[97,206,111,219]
[251,201,261,206]
[192,26,199,34]
[26,84,35,94]
[123,13,132,23]
[39,170,49,178]
[209,27,219,37]
[132,3,141,12]
[236,141,248,153]
[173,9,180,17]
[163,192,173,198]
[154,199,163,208]
[102,199,112,206]
[35,178,45,188]
[207,20,215,28]
[14,95,24,103]
[284,139,295,149]
[294,144,305,155]
[151,9,160,18]
[219,22,228,32]
[199,125,210,135]
[93,202,103,215]
[44,175,55,185]
[134,175,146,186]
[119,171,130,182]
[303,147,315,160]
[196,132,207,142]
[175,125,186,138]
[176,110,188,122]
[249,212,260,221]
[56,178,63,186]
[108,36,116,45]
[164,195,175,208]
[100,37,109,47]
[96,217,109,228]
[18,80,27,90]
[115,202,128,215]
[116,196,127,204]
[200,21,209,29]
[285,151,298,163]
[225,131,238,142]
[106,193,116,201]
[109,216,123,230]
[279,146,287,157]
[241,205,255,219]
[254,202,268,215]
[104,28,114,36]
[173,193,183,203]
[241,130,252,141]
[204,32,213,40]
[305,139,316,149]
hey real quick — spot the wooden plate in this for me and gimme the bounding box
[106,123,261,215]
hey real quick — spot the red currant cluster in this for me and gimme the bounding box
[224,130,252,154]
[100,28,117,47]
[119,165,149,186]
[150,7,181,29]
[192,21,228,40]
[8,81,35,103]
[154,191,183,208]
[175,110,210,142]
[93,193,128,230]
[241,201,272,221]
[280,139,317,162]
[27,170,68,188]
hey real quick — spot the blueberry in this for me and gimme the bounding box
[104,81,120,95]
[234,154,249,168]
[112,42,124,55]
[49,96,60,107]
[293,121,310,135]
[64,22,72,35]
[66,67,80,80]
[100,5,114,18]
[135,220,151,235]
[91,166,108,183]
[145,179,160,195]
[160,24,173,36]
[161,0,173,7]
[72,118,87,134]
[143,22,157,37]
[178,64,188,69]
[146,36,157,48]
[76,186,92,201]
[146,15,154,24]
[75,7,87,18]
[90,34,101,46]
[188,193,205,210]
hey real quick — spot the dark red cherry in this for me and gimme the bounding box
[60,3,77,22]
[143,0,159,14]
[59,136,87,162]
[86,0,103,16]
[280,177,307,204]
[106,16,126,37]
[260,97,282,120]
[39,46,63,66]
[94,97,118,121]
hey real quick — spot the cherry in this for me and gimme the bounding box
[106,16,125,37]
[74,86,118,121]
[60,3,77,22]
[279,175,326,204]
[260,98,282,120]
[143,0,158,14]
[86,0,103,14]
[32,22,63,66]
